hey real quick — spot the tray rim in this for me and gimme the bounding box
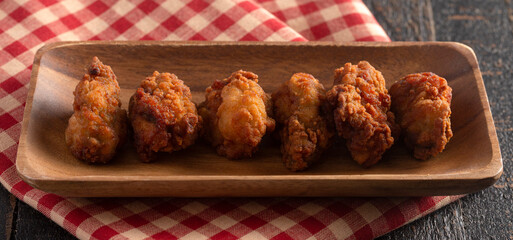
[16,41,503,196]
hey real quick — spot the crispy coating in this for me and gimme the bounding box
[65,57,128,163]
[129,71,201,162]
[272,73,332,171]
[326,61,397,167]
[389,72,453,160]
[198,70,275,159]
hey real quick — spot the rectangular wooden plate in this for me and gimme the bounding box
[16,41,502,197]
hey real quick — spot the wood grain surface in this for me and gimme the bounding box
[17,41,500,197]
[367,0,513,239]
[3,0,513,239]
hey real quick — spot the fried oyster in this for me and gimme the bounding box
[198,70,275,159]
[129,71,201,162]
[326,61,397,167]
[272,73,332,171]
[65,57,128,163]
[389,72,453,160]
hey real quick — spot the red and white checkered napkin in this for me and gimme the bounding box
[0,0,461,239]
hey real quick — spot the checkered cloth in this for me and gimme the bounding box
[0,0,462,239]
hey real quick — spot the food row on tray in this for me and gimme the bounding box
[65,57,453,171]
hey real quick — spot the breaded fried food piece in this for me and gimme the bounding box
[129,71,201,162]
[326,61,397,167]
[65,57,128,163]
[198,70,275,159]
[389,72,453,160]
[272,73,332,171]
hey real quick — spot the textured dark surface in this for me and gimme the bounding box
[366,0,513,239]
[14,201,75,240]
[2,0,512,239]
[0,186,15,240]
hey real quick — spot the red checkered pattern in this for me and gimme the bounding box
[0,0,460,239]
[254,0,390,41]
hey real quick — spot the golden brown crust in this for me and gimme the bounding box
[198,70,275,159]
[389,72,453,160]
[326,61,397,167]
[129,71,201,162]
[65,57,128,163]
[272,73,332,171]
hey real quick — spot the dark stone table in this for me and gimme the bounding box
[2,0,512,239]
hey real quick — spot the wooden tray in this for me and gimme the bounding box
[16,41,502,197]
